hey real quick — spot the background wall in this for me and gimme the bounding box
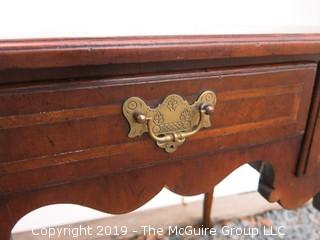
[1,0,319,233]
[1,0,320,39]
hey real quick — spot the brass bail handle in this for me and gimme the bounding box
[122,90,217,152]
[134,103,214,144]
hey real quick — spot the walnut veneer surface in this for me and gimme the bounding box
[0,34,320,239]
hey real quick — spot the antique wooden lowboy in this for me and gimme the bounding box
[0,34,320,239]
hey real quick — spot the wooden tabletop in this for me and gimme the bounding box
[1,34,320,71]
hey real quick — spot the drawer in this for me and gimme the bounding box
[0,63,316,194]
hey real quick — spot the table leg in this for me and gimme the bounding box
[202,188,214,227]
[0,201,13,240]
[313,193,320,210]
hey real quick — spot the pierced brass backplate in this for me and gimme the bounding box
[122,91,217,152]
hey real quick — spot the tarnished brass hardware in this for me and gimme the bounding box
[123,91,216,152]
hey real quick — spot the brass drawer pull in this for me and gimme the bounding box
[123,91,216,152]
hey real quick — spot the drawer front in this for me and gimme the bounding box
[0,63,316,193]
